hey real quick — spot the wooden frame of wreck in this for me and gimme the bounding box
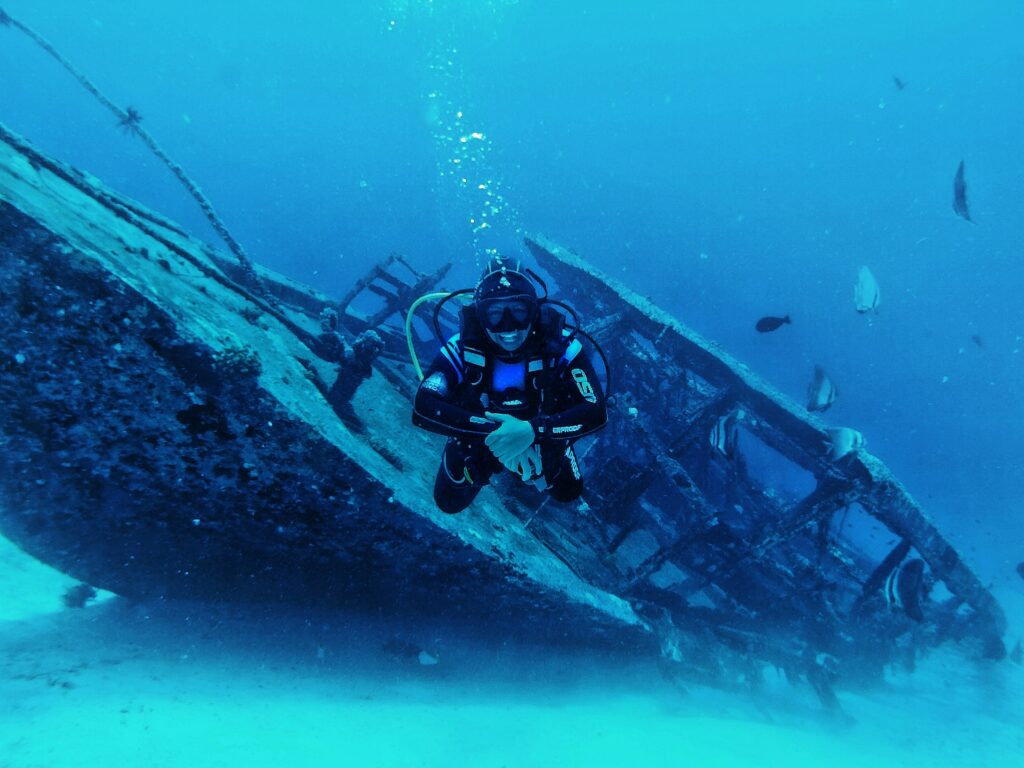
[518,234,1007,674]
[337,231,1006,694]
[3,116,1003,699]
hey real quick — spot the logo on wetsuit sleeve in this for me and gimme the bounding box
[553,424,582,434]
[571,368,597,403]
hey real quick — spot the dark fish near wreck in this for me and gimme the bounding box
[885,558,927,621]
[383,636,439,666]
[855,539,911,612]
[953,160,973,222]
[971,334,985,348]
[709,408,744,458]
[1017,561,1024,580]
[825,427,865,461]
[892,74,906,90]
[61,583,97,608]
[755,315,790,333]
[806,365,838,412]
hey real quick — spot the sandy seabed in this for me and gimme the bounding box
[1,536,1022,768]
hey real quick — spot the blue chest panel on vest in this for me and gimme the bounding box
[491,359,526,393]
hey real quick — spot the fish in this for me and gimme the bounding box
[1017,561,1024,580]
[806,365,838,412]
[970,334,985,348]
[383,635,439,666]
[825,427,864,460]
[884,558,926,621]
[953,160,973,222]
[854,266,880,314]
[1011,639,1022,665]
[709,408,744,458]
[892,74,906,90]
[855,539,911,612]
[383,636,421,658]
[61,583,97,608]
[755,315,790,333]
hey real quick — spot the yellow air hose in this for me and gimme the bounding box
[405,292,456,381]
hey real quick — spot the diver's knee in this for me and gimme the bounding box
[547,481,583,504]
[433,478,481,514]
[434,493,470,514]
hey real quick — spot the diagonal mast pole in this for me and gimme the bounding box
[0,7,268,299]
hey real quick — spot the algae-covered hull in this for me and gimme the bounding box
[0,124,641,642]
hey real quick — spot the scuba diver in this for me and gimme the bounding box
[412,256,608,514]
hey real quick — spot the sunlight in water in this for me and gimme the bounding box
[384,0,523,264]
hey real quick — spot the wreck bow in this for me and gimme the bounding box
[0,123,641,641]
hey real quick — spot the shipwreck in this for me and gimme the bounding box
[0,124,1007,705]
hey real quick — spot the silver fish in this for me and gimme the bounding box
[709,408,744,458]
[884,558,926,621]
[854,266,880,314]
[806,365,837,412]
[825,427,864,460]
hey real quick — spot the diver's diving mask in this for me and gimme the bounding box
[476,295,537,333]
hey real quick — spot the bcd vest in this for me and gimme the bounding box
[456,304,570,416]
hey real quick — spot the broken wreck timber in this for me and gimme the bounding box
[521,234,1007,665]
[0,122,1007,701]
[0,123,643,643]
[341,229,1008,694]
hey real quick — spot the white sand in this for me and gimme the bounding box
[1,536,1022,768]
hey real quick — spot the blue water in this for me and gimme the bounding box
[2,1,1023,765]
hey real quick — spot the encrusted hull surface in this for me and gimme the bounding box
[0,124,642,643]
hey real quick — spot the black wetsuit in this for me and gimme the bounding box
[412,309,607,514]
